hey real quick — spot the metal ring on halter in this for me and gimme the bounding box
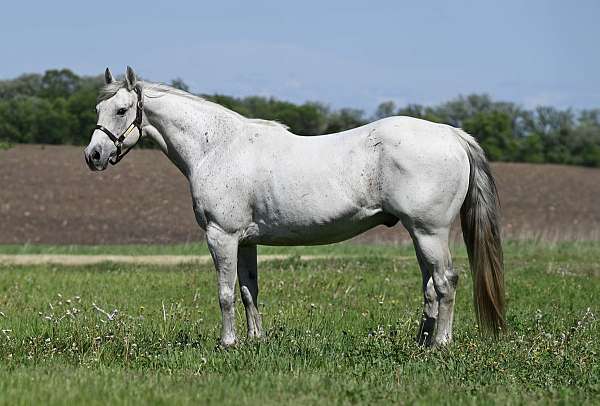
[94,86,144,165]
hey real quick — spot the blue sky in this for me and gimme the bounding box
[0,0,597,112]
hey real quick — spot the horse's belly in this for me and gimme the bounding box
[245,209,397,246]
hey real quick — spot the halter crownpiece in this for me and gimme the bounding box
[94,86,144,165]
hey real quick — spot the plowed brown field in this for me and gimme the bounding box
[1,144,599,244]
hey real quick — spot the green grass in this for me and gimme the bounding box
[0,244,598,405]
[3,239,600,259]
[0,241,411,257]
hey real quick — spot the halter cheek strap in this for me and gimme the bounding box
[95,86,144,165]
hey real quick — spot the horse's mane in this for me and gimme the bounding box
[98,80,289,130]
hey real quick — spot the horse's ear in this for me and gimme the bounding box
[125,66,137,89]
[104,67,114,84]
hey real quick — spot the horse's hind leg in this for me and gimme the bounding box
[410,227,458,346]
[237,245,262,339]
[413,243,438,346]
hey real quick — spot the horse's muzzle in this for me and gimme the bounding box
[84,145,109,171]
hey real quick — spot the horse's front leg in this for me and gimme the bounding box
[238,245,262,339]
[206,225,239,347]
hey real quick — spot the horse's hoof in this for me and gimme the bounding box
[220,336,237,348]
[247,331,264,341]
[430,337,452,348]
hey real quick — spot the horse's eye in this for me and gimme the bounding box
[116,108,128,116]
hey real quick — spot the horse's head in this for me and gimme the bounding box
[84,66,144,171]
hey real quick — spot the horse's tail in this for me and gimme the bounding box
[454,128,505,336]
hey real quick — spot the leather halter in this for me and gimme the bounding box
[94,86,144,165]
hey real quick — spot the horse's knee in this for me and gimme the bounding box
[432,266,458,304]
[447,266,459,289]
[219,288,235,311]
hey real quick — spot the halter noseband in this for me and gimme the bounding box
[94,86,144,165]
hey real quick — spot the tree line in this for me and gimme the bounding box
[1,69,599,166]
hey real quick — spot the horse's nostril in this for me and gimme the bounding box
[92,150,101,162]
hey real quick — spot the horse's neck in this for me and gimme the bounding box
[142,94,242,176]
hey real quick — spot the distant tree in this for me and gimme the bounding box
[0,96,74,144]
[491,101,528,138]
[579,109,600,128]
[40,69,81,99]
[66,84,101,144]
[0,73,43,99]
[522,106,576,164]
[170,78,190,92]
[525,106,574,136]
[517,133,545,163]
[276,102,329,135]
[301,102,330,135]
[204,94,251,117]
[398,104,447,123]
[397,104,426,118]
[434,94,494,127]
[563,117,600,167]
[463,111,518,161]
[374,101,396,120]
[325,108,366,133]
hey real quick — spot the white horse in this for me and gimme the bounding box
[85,67,505,347]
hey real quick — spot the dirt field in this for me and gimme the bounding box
[2,144,599,244]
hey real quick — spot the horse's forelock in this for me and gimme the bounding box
[97,81,173,104]
[97,81,128,103]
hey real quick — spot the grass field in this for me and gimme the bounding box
[0,243,598,405]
